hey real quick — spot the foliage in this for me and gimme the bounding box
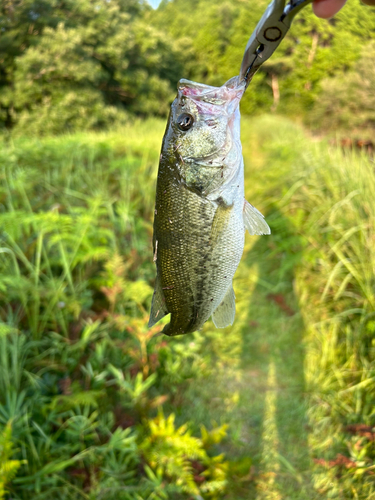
[153,0,375,120]
[0,122,229,499]
[309,41,375,132]
[140,412,228,497]
[248,115,375,499]
[288,142,375,498]
[1,0,374,133]
[1,114,375,499]
[1,0,186,133]
[0,422,23,500]
[161,115,375,499]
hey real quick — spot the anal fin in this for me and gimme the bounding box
[148,276,169,328]
[243,200,271,235]
[212,285,236,329]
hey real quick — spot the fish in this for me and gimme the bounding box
[148,75,270,337]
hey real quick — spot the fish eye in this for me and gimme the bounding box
[177,113,194,131]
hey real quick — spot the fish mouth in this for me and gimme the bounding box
[178,77,245,115]
[184,145,231,164]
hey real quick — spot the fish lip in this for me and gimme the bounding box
[183,151,224,162]
[177,78,245,108]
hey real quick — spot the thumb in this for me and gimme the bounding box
[312,0,347,19]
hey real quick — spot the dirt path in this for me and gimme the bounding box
[176,209,323,499]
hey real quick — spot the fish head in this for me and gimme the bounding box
[166,77,245,162]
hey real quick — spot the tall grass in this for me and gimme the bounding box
[290,146,375,498]
[249,117,375,498]
[0,116,374,499]
[0,121,230,499]
[1,126,159,340]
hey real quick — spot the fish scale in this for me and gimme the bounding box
[155,165,217,335]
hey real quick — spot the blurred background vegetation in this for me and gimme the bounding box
[0,0,374,135]
[0,0,375,499]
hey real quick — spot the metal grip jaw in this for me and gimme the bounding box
[240,0,313,87]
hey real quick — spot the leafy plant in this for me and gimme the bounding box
[140,412,228,498]
[0,122,230,499]
[0,422,24,500]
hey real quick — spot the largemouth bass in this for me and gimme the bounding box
[148,75,270,336]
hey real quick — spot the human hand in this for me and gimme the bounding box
[313,0,375,19]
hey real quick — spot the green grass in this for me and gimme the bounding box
[0,121,230,499]
[0,116,374,499]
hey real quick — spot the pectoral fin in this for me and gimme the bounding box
[210,201,233,247]
[243,200,271,235]
[148,275,169,327]
[212,285,236,328]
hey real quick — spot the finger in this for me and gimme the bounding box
[312,0,347,18]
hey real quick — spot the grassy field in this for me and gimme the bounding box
[0,116,374,499]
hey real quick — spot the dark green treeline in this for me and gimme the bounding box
[1,0,374,135]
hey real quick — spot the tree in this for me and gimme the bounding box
[309,41,375,132]
[1,0,186,133]
[1,0,374,134]
[154,0,375,120]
